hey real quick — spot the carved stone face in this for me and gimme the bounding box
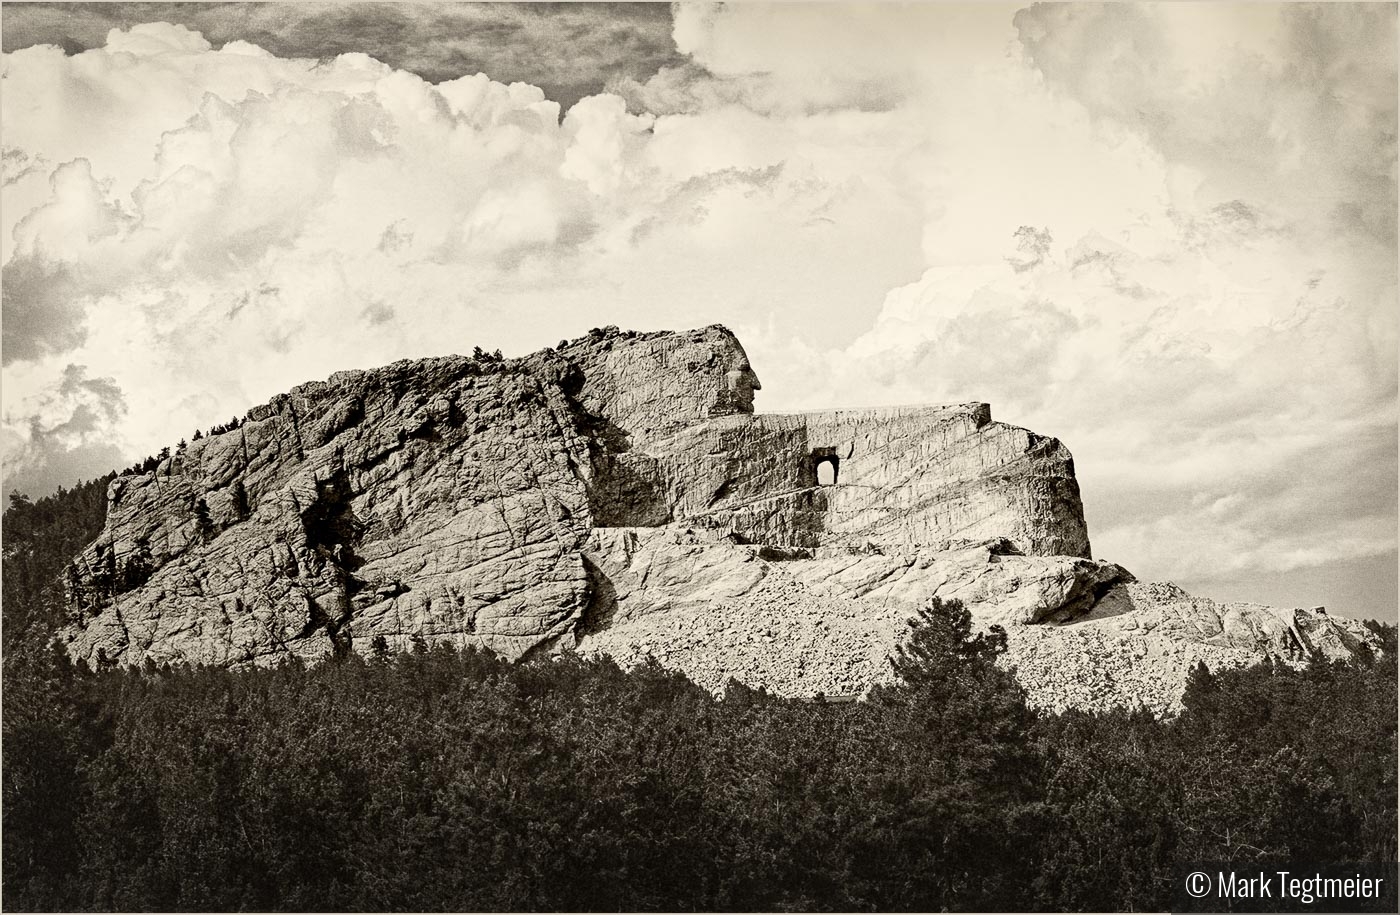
[580,326,763,441]
[723,358,762,412]
[711,332,762,416]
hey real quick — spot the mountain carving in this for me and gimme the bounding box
[59,325,1380,712]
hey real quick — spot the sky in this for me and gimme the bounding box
[1,1,1396,621]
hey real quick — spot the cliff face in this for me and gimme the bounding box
[65,351,599,664]
[608,404,1090,556]
[58,325,1380,711]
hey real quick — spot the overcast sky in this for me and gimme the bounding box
[2,2,1395,621]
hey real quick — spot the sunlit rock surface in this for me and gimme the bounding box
[60,325,1381,712]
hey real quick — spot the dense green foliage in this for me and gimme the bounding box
[4,491,1397,911]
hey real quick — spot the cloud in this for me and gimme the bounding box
[2,363,128,496]
[1014,1,1398,243]
[1,2,685,112]
[2,156,137,364]
[2,255,88,365]
[633,0,1021,115]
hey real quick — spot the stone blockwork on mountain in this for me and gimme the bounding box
[59,325,1382,712]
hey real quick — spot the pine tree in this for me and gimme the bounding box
[193,498,213,542]
[118,540,154,592]
[64,562,84,607]
[1181,660,1221,717]
[230,481,250,522]
[889,595,1007,687]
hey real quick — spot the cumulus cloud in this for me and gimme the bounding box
[0,2,685,112]
[1015,2,1398,242]
[622,0,1020,115]
[1,6,1393,619]
[2,254,89,365]
[2,363,128,497]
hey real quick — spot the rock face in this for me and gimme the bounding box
[59,325,1381,712]
[592,402,1091,557]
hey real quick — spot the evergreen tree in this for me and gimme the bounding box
[193,498,213,542]
[230,481,250,522]
[118,540,154,592]
[888,595,1008,686]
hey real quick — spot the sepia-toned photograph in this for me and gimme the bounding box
[2,1,1396,911]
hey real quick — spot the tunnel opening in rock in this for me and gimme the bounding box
[812,448,839,486]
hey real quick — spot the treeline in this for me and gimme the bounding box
[2,479,114,657]
[117,416,246,477]
[3,597,1395,912]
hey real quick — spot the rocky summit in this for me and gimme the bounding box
[59,326,1380,713]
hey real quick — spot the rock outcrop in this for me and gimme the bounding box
[1004,582,1377,713]
[573,528,1376,714]
[58,325,1382,712]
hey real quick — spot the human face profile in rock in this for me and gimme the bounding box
[717,345,762,416]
